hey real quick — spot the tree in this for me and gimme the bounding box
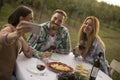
[0,0,3,12]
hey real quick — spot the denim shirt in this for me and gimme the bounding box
[82,39,110,75]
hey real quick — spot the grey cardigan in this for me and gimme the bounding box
[83,39,110,76]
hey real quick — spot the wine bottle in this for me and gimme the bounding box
[89,52,102,80]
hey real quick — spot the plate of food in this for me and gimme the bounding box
[47,62,73,73]
[26,64,46,74]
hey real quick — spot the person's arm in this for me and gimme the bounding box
[85,40,101,64]
[27,33,39,47]
[19,36,33,58]
[85,40,110,75]
[73,45,83,57]
[0,26,18,45]
[27,31,52,58]
[54,29,71,54]
[32,47,52,59]
[97,45,110,76]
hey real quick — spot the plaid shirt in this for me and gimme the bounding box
[27,21,71,54]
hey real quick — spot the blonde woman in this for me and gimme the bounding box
[73,16,110,76]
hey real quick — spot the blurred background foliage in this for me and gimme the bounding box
[0,0,120,29]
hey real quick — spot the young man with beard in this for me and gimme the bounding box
[27,9,71,58]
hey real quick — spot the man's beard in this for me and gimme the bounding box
[50,26,59,30]
[50,21,60,30]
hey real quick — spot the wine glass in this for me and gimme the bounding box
[36,59,47,76]
[42,57,49,64]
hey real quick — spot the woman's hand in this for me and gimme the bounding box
[16,21,32,36]
[73,46,82,57]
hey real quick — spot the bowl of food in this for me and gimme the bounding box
[47,62,73,73]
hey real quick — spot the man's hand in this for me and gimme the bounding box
[41,51,52,58]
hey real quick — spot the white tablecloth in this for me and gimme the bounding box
[15,52,112,80]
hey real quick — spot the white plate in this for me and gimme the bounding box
[26,64,46,74]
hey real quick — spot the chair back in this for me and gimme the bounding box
[110,59,120,76]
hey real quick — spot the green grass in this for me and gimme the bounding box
[68,25,79,48]
[100,28,120,63]
[0,3,120,80]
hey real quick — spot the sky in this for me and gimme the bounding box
[97,0,120,6]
